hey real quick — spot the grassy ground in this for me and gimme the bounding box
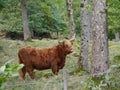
[0,38,120,90]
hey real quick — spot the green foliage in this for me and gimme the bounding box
[108,30,115,40]
[0,0,66,35]
[0,60,24,89]
[113,55,120,61]
[72,1,80,34]
[0,0,21,32]
[0,0,120,39]
[0,0,5,10]
[108,0,120,39]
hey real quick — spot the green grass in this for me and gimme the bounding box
[0,39,120,90]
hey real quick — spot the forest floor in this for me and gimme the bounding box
[0,38,120,90]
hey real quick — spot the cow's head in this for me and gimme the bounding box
[58,39,74,54]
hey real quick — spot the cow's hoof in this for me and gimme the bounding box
[55,72,58,75]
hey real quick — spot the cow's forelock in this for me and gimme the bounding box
[62,40,73,54]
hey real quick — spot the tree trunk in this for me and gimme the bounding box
[115,32,120,41]
[20,0,31,40]
[89,10,92,40]
[66,0,75,39]
[91,0,109,77]
[78,0,91,70]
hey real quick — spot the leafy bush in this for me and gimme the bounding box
[0,60,24,89]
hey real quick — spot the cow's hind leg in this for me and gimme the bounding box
[26,65,34,79]
[19,66,26,80]
[22,66,26,79]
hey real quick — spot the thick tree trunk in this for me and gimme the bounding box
[78,0,91,70]
[91,0,109,77]
[20,0,31,40]
[66,0,75,39]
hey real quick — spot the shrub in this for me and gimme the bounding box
[0,60,24,89]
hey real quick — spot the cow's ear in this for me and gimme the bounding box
[70,39,74,43]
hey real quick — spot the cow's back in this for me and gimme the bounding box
[29,47,59,70]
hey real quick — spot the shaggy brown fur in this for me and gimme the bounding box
[18,40,74,79]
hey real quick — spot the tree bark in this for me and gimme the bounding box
[66,0,75,39]
[91,0,109,77]
[20,0,31,40]
[78,0,91,70]
[115,32,120,41]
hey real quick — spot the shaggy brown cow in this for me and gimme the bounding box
[18,39,74,79]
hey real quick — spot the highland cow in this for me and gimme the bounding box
[18,39,74,79]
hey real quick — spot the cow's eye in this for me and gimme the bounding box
[65,44,69,47]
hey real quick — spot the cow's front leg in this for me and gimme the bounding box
[59,64,65,69]
[51,63,59,75]
[59,60,65,69]
[26,65,35,79]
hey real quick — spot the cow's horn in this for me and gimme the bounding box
[70,34,76,41]
[58,40,62,44]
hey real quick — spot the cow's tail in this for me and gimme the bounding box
[18,52,24,79]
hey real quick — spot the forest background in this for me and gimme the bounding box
[0,0,120,90]
[0,0,119,40]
